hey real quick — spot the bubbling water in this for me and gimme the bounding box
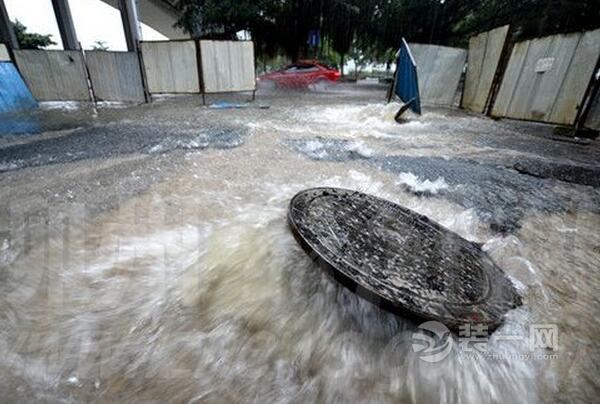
[1,93,598,402]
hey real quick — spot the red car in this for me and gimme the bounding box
[258,61,341,88]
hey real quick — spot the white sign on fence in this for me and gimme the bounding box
[535,57,555,73]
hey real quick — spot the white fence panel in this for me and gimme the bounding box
[86,51,145,102]
[13,50,90,101]
[200,40,255,93]
[462,25,509,113]
[141,40,199,93]
[492,29,600,125]
[409,43,467,106]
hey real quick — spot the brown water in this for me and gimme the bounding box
[1,87,599,403]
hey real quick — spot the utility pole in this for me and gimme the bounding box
[119,0,141,51]
[0,0,18,49]
[51,0,79,50]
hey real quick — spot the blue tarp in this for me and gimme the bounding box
[0,115,40,135]
[0,62,37,114]
[394,39,421,115]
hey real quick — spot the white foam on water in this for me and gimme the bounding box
[39,101,83,111]
[483,235,549,304]
[345,141,374,158]
[0,160,23,171]
[248,120,319,135]
[292,103,431,139]
[441,208,480,241]
[396,172,449,195]
[170,185,541,404]
[292,139,329,159]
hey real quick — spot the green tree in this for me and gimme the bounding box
[91,40,109,51]
[174,0,600,66]
[323,0,362,75]
[13,20,56,50]
[455,0,600,42]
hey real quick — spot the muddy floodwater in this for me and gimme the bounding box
[1,84,599,403]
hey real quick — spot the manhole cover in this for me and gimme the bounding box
[288,188,522,330]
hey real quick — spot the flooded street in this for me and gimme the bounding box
[1,83,599,403]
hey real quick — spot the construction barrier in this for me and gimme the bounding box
[199,40,255,93]
[462,25,509,113]
[409,43,467,106]
[491,29,600,125]
[13,50,91,101]
[86,51,145,102]
[140,40,199,94]
[0,61,37,113]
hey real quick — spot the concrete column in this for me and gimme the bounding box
[119,0,141,51]
[0,0,18,49]
[51,0,79,50]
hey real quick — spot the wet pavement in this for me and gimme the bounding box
[0,83,599,403]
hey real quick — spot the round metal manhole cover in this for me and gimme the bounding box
[288,188,522,330]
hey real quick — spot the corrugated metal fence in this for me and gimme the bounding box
[2,40,256,106]
[139,39,257,95]
[140,40,199,93]
[491,29,600,125]
[462,25,509,113]
[199,40,256,93]
[409,43,467,106]
[86,51,145,102]
[14,50,91,101]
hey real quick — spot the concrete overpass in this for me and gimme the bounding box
[100,0,189,40]
[0,0,189,53]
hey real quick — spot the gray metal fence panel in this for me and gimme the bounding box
[140,40,199,93]
[462,25,509,113]
[492,29,600,125]
[199,40,255,93]
[548,30,600,124]
[13,50,91,101]
[584,90,600,130]
[0,43,9,62]
[505,38,549,119]
[527,34,580,122]
[86,51,145,102]
[491,41,527,117]
[409,43,467,106]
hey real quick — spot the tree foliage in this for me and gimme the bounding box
[91,40,109,51]
[13,20,56,50]
[174,0,600,63]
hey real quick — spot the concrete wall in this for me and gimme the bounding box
[199,40,255,93]
[13,50,91,101]
[86,51,145,102]
[492,29,600,125]
[0,43,9,62]
[462,25,509,113]
[141,40,199,93]
[409,43,467,106]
